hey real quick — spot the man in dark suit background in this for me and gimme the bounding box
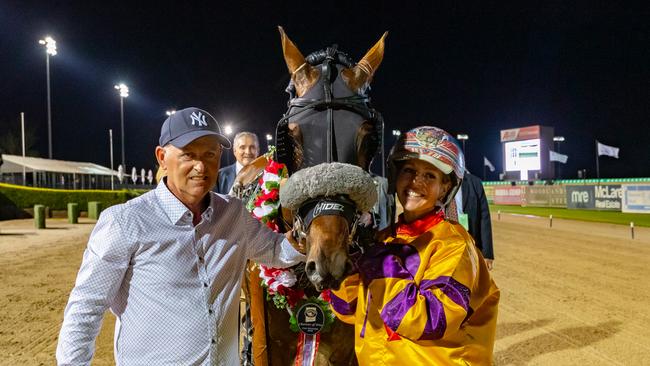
[215,131,259,194]
[460,172,495,269]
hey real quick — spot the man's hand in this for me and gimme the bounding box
[485,259,494,271]
[285,230,305,254]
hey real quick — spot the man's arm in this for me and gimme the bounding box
[239,203,305,267]
[56,208,133,365]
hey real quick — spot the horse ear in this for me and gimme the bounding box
[343,31,388,93]
[278,26,319,97]
[279,26,305,74]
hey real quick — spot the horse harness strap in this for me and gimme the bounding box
[292,195,360,247]
[280,95,378,121]
[276,45,384,169]
[299,196,357,229]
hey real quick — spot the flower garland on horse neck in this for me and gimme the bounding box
[245,154,335,333]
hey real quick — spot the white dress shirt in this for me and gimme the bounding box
[57,181,304,365]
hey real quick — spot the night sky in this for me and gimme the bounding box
[1,1,648,179]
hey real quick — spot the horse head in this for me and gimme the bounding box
[280,163,377,291]
[275,27,387,174]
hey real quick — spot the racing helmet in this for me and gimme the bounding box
[387,126,465,207]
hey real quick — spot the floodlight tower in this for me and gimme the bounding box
[224,124,233,165]
[114,83,129,170]
[456,134,469,152]
[39,36,57,158]
[266,133,273,151]
[553,136,565,179]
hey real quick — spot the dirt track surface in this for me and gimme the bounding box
[1,214,649,365]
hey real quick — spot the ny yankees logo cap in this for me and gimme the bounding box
[159,107,231,148]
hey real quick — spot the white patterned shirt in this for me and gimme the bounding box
[56,181,304,365]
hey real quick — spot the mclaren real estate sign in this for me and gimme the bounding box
[566,185,622,211]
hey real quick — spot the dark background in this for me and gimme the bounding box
[1,1,648,179]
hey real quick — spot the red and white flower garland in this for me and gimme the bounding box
[246,157,334,332]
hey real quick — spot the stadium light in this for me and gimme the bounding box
[457,134,469,152]
[392,129,401,136]
[553,136,565,179]
[224,124,233,136]
[39,36,57,158]
[114,83,129,169]
[166,110,176,116]
[265,133,273,150]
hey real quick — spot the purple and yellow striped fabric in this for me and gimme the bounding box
[330,211,499,365]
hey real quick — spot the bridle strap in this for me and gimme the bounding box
[292,195,360,249]
[323,47,335,163]
[298,196,357,230]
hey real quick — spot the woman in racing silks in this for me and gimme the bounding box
[329,126,499,365]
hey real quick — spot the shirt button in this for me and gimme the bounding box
[209,309,213,314]
[199,256,205,263]
[211,338,216,344]
[203,282,208,287]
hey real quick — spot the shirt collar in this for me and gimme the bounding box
[236,161,244,174]
[396,208,445,237]
[155,178,214,225]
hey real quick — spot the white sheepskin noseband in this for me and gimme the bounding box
[279,162,378,212]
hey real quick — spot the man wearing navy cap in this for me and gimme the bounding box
[57,107,304,366]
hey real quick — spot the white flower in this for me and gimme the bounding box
[262,171,281,186]
[253,204,275,218]
[275,270,297,287]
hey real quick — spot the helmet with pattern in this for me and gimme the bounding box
[387,126,465,207]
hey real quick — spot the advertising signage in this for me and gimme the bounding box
[522,186,567,208]
[500,125,541,142]
[500,125,554,180]
[493,186,523,205]
[622,185,650,214]
[565,185,622,211]
[504,139,541,172]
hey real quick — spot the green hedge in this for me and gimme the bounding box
[0,183,146,211]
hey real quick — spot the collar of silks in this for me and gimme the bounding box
[396,208,445,237]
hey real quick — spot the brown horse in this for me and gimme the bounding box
[235,159,377,366]
[235,27,387,366]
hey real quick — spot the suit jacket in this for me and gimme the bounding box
[461,172,494,259]
[215,164,236,195]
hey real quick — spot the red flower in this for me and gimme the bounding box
[262,267,283,278]
[266,160,286,176]
[254,195,264,207]
[320,289,332,303]
[279,287,305,307]
[254,189,280,208]
[259,189,279,202]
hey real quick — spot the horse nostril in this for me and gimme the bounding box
[305,261,316,276]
